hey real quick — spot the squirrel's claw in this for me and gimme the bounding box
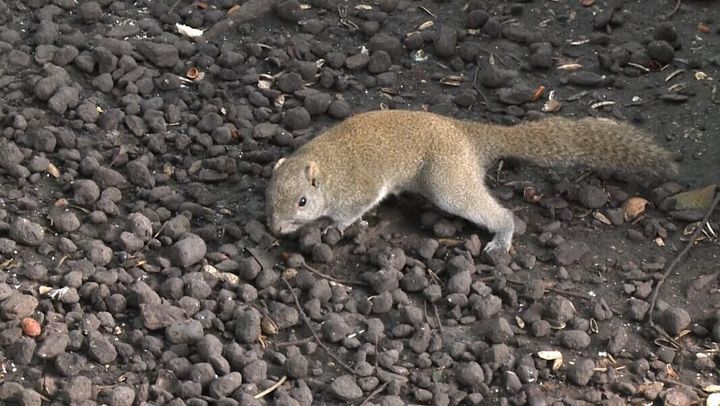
[482,239,511,254]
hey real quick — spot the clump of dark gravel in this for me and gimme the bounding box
[0,0,714,404]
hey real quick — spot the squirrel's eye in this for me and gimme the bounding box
[298,197,307,207]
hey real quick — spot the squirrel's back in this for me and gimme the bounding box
[296,110,678,178]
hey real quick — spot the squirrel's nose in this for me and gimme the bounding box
[268,216,283,236]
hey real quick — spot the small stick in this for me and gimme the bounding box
[667,0,682,17]
[472,64,489,106]
[281,278,356,375]
[301,261,367,286]
[647,192,720,325]
[417,5,436,17]
[432,302,444,335]
[138,221,168,255]
[479,276,594,302]
[651,324,681,350]
[254,375,288,399]
[359,382,389,406]
[168,0,184,13]
[274,337,314,348]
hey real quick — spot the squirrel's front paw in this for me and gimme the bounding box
[481,238,513,266]
[482,239,509,254]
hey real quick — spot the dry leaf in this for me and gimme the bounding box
[531,85,545,102]
[537,350,564,370]
[590,101,616,109]
[227,4,241,14]
[557,63,583,71]
[54,198,68,207]
[193,1,208,9]
[537,350,562,360]
[274,94,285,108]
[163,163,174,177]
[437,238,462,246]
[261,316,279,335]
[411,49,428,62]
[47,162,60,178]
[186,67,202,80]
[593,211,612,225]
[622,197,649,221]
[698,22,710,33]
[439,76,463,86]
[542,98,561,112]
[418,20,434,30]
[523,186,543,203]
[581,0,595,6]
[202,265,239,284]
[176,23,205,38]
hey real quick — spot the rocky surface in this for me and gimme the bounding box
[0,0,718,405]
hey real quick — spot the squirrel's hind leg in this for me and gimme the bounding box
[423,168,515,253]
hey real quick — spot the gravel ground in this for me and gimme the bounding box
[0,0,719,405]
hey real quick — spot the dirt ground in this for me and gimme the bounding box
[0,0,719,405]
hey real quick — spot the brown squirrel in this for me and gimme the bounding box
[265,110,678,253]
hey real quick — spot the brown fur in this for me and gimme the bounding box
[265,110,678,252]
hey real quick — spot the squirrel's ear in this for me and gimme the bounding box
[305,161,319,187]
[273,158,286,171]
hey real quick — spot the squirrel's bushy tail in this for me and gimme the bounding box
[478,117,679,178]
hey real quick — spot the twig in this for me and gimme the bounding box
[667,0,681,18]
[417,5,436,17]
[167,0,184,13]
[479,276,594,302]
[477,47,508,68]
[302,261,366,287]
[254,375,287,399]
[432,302,444,335]
[651,324,682,350]
[138,221,168,255]
[359,382,389,406]
[542,286,592,302]
[647,192,720,325]
[274,337,314,348]
[472,64,489,106]
[281,278,356,375]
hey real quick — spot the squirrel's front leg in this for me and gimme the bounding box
[331,218,369,237]
[482,225,514,254]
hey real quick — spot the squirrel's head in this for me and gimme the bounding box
[265,157,326,236]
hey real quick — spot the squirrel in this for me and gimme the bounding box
[265,110,678,253]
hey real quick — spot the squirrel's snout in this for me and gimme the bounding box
[267,216,288,236]
[268,220,281,236]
